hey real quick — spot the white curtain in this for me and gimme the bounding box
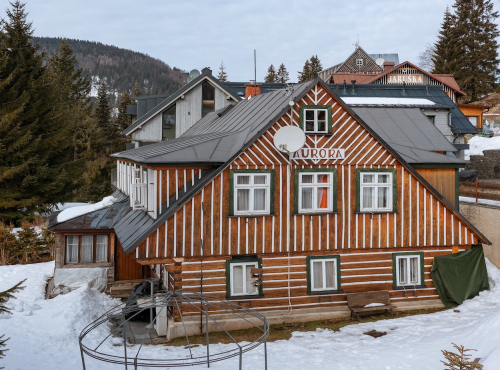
[96,235,108,262]
[312,261,323,290]
[237,189,250,211]
[378,187,389,208]
[253,189,266,211]
[362,187,373,209]
[362,174,374,183]
[398,258,408,285]
[81,235,93,262]
[232,265,244,294]
[324,261,335,289]
[302,188,313,209]
[253,175,266,185]
[245,265,257,294]
[410,257,419,284]
[66,236,79,263]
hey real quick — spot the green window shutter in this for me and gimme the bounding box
[355,168,397,212]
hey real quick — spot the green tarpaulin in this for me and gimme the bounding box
[431,245,489,308]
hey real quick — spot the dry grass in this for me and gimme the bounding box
[165,307,446,347]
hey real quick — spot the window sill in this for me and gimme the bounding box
[307,289,344,295]
[294,211,339,216]
[393,285,427,290]
[226,294,264,300]
[63,262,112,268]
[228,214,276,218]
[354,211,398,215]
[304,133,333,136]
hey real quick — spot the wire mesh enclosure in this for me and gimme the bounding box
[79,290,269,369]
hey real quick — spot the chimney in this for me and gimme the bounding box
[202,67,212,75]
[383,61,395,71]
[245,83,261,99]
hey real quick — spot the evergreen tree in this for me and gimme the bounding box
[0,1,73,224]
[114,91,134,151]
[264,64,277,83]
[433,1,500,101]
[0,279,24,368]
[132,80,142,97]
[309,55,322,79]
[298,59,311,83]
[276,63,289,83]
[95,81,113,141]
[217,61,228,81]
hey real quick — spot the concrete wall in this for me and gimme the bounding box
[466,149,500,179]
[459,201,500,268]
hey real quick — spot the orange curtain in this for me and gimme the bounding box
[319,175,328,208]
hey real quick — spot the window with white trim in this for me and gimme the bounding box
[307,255,340,293]
[298,172,334,213]
[227,260,260,297]
[303,108,328,133]
[233,173,271,215]
[356,58,363,66]
[394,253,422,287]
[360,172,393,212]
[131,167,147,210]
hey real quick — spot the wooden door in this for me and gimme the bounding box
[115,239,144,281]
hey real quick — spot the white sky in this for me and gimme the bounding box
[1,0,499,83]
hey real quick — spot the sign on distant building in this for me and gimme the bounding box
[387,74,424,84]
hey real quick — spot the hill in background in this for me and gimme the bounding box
[33,36,187,107]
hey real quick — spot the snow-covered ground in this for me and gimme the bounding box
[465,135,500,160]
[2,261,500,369]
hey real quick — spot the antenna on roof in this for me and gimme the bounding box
[254,49,257,96]
[353,35,360,48]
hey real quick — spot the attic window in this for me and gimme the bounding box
[202,81,215,117]
[356,59,363,66]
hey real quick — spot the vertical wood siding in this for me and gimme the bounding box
[134,83,479,260]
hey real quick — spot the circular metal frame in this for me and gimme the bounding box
[79,290,269,369]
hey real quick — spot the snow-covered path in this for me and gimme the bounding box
[1,261,500,370]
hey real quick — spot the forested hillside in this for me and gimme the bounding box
[33,37,187,106]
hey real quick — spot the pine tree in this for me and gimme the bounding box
[309,55,322,79]
[276,63,289,83]
[217,61,228,81]
[0,280,24,368]
[132,80,142,97]
[264,64,277,83]
[114,91,134,151]
[0,1,74,224]
[432,1,500,102]
[95,81,113,142]
[298,59,311,83]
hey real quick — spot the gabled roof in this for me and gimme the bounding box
[331,84,478,134]
[121,68,240,136]
[113,83,313,165]
[333,46,383,74]
[363,61,466,96]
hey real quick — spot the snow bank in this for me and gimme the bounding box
[56,196,117,223]
[465,135,500,160]
[459,196,500,207]
[3,260,500,369]
[51,267,108,297]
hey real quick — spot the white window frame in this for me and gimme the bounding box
[395,254,422,287]
[356,58,363,66]
[131,167,147,210]
[359,172,393,212]
[309,257,338,292]
[229,261,259,297]
[303,108,329,134]
[233,173,271,215]
[298,172,334,213]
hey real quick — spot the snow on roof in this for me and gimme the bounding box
[56,196,118,223]
[465,135,500,160]
[341,97,436,106]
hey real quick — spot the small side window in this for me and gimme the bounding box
[356,58,363,66]
[306,255,341,294]
[226,258,263,298]
[392,252,425,288]
[299,105,333,134]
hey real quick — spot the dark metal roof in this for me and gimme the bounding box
[113,83,312,165]
[121,69,241,136]
[222,82,289,98]
[352,107,463,165]
[48,190,129,231]
[330,84,478,134]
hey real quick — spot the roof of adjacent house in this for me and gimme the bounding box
[352,107,465,165]
[121,68,241,136]
[330,84,478,134]
[113,83,312,165]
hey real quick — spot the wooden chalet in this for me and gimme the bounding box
[49,79,490,335]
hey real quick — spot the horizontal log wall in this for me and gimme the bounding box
[176,247,461,316]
